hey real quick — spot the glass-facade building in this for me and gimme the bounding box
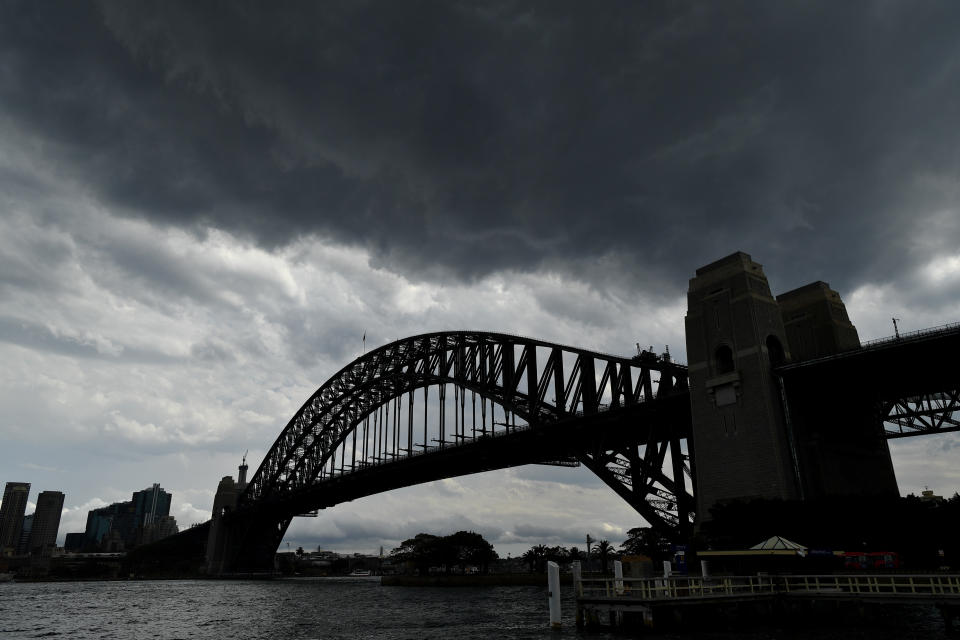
[0,482,31,556]
[83,484,172,550]
[29,490,65,555]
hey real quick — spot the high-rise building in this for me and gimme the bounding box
[84,502,134,549]
[28,490,65,555]
[0,482,31,556]
[64,532,85,552]
[17,514,34,555]
[132,484,171,527]
[82,483,173,550]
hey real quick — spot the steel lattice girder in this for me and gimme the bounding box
[241,331,691,534]
[883,389,960,438]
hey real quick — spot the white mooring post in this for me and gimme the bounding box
[547,561,561,629]
[614,560,624,595]
[701,559,710,580]
[662,560,672,595]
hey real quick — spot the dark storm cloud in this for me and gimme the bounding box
[3,1,960,291]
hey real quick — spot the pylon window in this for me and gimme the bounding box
[715,345,734,374]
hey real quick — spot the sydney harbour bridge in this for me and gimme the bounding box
[143,252,960,574]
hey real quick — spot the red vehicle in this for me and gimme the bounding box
[843,551,900,570]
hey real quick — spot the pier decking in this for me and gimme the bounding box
[574,573,960,630]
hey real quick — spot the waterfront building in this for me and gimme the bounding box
[28,490,65,555]
[139,514,179,545]
[84,503,120,548]
[0,482,31,556]
[82,483,173,550]
[64,532,85,552]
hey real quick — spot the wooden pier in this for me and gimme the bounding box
[574,572,960,630]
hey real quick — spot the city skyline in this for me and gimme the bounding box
[2,2,960,558]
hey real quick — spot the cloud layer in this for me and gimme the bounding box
[3,1,960,290]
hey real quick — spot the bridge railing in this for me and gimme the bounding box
[859,321,960,349]
[577,574,960,601]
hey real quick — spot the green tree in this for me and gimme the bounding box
[620,527,673,563]
[391,533,440,574]
[446,530,498,573]
[545,545,570,565]
[392,531,499,575]
[522,544,549,572]
[594,539,613,574]
[521,547,538,572]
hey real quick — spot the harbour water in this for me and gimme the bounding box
[0,577,951,639]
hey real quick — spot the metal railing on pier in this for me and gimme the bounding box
[577,574,960,602]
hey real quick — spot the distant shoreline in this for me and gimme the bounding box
[381,573,571,587]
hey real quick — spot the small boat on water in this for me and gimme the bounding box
[349,569,372,576]
[0,573,14,583]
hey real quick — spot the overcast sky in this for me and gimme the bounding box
[2,1,959,557]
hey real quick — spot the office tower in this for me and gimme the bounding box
[64,532,85,552]
[132,484,171,527]
[83,483,173,550]
[28,490,65,555]
[17,514,34,555]
[0,482,31,555]
[84,502,133,549]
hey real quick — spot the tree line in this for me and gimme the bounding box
[389,527,677,575]
[521,528,674,573]
[391,531,498,574]
[388,492,960,578]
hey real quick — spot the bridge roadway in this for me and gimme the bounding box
[774,322,960,501]
[778,321,960,440]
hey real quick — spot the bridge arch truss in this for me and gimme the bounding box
[243,331,694,537]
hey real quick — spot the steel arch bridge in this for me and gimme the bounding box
[211,331,693,572]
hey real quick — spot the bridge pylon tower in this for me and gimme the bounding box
[685,252,801,521]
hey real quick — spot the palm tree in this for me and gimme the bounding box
[522,544,549,573]
[532,544,549,572]
[595,539,613,574]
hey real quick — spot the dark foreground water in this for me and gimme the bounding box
[0,577,951,639]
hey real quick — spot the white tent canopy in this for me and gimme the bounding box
[749,535,807,551]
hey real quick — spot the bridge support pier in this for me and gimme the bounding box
[686,252,899,526]
[685,252,800,521]
[206,464,289,575]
